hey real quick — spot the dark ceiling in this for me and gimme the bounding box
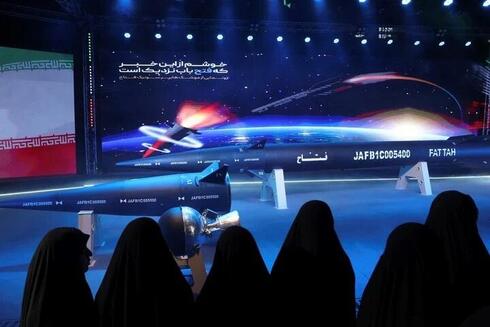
[0,0,488,56]
[1,0,489,31]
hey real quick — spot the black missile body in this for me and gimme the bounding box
[117,135,490,173]
[0,163,231,215]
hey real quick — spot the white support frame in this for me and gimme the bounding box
[78,210,98,266]
[259,169,288,209]
[175,251,207,296]
[395,161,432,196]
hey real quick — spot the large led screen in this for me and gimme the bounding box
[97,44,488,172]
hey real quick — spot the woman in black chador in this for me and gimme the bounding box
[357,223,450,327]
[95,217,193,327]
[425,191,490,324]
[271,200,355,325]
[196,226,271,316]
[21,227,96,327]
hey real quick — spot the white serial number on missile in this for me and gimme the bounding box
[353,150,411,161]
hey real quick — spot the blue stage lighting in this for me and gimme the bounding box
[443,0,453,6]
[155,33,161,39]
[333,38,340,44]
[217,34,224,40]
[387,39,394,45]
[247,35,254,41]
[304,36,311,43]
[187,34,193,40]
[438,41,445,46]
[359,0,367,3]
[402,0,411,5]
[465,41,472,47]
[414,40,421,46]
[484,0,490,7]
[124,32,131,39]
[361,39,368,45]
[277,36,283,42]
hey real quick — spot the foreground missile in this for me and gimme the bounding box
[0,163,231,215]
[117,135,490,174]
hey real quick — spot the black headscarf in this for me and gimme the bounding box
[357,223,450,327]
[459,306,490,327]
[425,190,490,323]
[270,200,355,325]
[95,217,193,327]
[21,227,96,327]
[196,226,270,315]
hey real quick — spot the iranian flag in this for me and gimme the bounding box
[0,47,76,179]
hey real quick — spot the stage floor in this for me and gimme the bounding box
[1,176,490,320]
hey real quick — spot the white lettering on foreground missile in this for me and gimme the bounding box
[119,198,157,204]
[353,150,411,161]
[134,163,153,167]
[77,200,107,205]
[22,201,53,207]
[429,148,456,157]
[191,194,219,200]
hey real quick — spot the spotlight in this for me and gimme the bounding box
[402,0,411,5]
[217,34,224,40]
[304,36,311,43]
[387,39,394,45]
[186,34,193,40]
[443,0,453,6]
[438,41,445,46]
[333,38,340,44]
[124,32,131,39]
[247,35,254,41]
[414,40,421,46]
[277,36,283,42]
[359,0,367,3]
[361,39,368,45]
[465,41,472,47]
[155,33,162,39]
[484,0,490,7]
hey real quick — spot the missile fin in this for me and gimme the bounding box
[247,139,266,150]
[245,170,265,179]
[199,164,229,184]
[200,162,220,175]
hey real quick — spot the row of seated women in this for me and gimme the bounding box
[20,190,490,326]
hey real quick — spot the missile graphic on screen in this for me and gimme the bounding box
[142,123,201,157]
[0,163,231,216]
[116,135,489,174]
[142,101,233,157]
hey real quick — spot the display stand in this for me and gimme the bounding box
[78,210,98,267]
[395,161,432,196]
[259,169,288,209]
[176,251,207,296]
